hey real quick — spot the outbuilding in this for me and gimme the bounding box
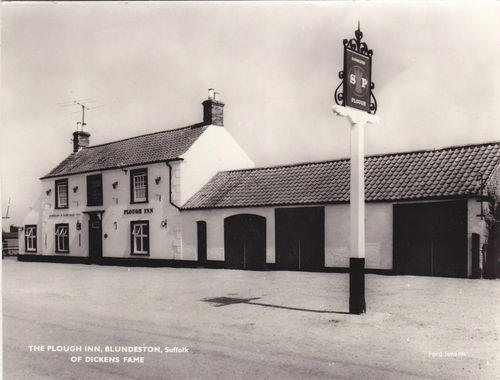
[181,143,499,278]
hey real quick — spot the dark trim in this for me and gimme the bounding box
[349,258,366,314]
[54,178,69,209]
[392,204,398,274]
[323,266,395,275]
[18,255,89,264]
[165,162,181,210]
[82,210,105,214]
[16,253,399,274]
[24,224,37,253]
[40,158,184,180]
[181,196,476,211]
[99,257,199,268]
[86,173,103,206]
[55,223,70,253]
[130,168,149,204]
[130,220,150,256]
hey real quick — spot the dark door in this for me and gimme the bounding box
[224,214,266,270]
[275,207,325,271]
[394,201,467,278]
[197,221,207,265]
[88,213,102,263]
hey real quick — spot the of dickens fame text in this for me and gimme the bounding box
[28,345,189,364]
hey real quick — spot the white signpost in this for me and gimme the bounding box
[332,105,378,314]
[333,24,378,314]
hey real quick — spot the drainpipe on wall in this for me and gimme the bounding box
[165,161,182,211]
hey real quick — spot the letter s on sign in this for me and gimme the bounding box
[350,74,356,85]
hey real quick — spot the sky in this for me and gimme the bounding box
[1,1,499,227]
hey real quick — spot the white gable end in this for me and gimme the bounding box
[177,125,255,206]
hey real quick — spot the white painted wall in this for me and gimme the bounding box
[177,125,255,206]
[181,207,275,262]
[180,202,393,270]
[19,162,185,259]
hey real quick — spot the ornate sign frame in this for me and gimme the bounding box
[335,24,377,114]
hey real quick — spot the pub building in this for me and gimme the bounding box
[19,90,499,278]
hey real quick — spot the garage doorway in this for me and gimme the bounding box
[275,207,325,271]
[224,214,266,270]
[394,200,467,278]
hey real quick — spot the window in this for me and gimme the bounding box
[130,168,148,203]
[55,179,68,209]
[25,225,37,252]
[87,174,103,206]
[55,224,69,253]
[130,221,149,255]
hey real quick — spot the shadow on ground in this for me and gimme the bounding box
[202,296,350,314]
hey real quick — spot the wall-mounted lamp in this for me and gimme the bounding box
[155,176,161,185]
[161,219,168,228]
[46,189,52,196]
[112,181,118,189]
[76,221,81,230]
[73,186,79,193]
[104,233,108,239]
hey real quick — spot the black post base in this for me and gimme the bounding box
[349,257,366,314]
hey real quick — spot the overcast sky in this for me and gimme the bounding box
[1,1,499,227]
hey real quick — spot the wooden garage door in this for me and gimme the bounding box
[224,214,266,270]
[394,200,467,278]
[275,207,325,271]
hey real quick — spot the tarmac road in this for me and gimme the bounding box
[3,259,499,379]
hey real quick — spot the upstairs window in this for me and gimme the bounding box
[55,224,69,253]
[87,174,103,206]
[24,225,37,252]
[131,221,149,255]
[130,168,148,203]
[55,179,68,209]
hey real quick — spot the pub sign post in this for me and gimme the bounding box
[332,24,379,315]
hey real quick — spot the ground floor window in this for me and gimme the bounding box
[25,225,37,252]
[131,221,149,255]
[55,224,69,253]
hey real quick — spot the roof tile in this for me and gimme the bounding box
[183,142,500,209]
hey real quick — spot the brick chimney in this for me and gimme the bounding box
[202,88,224,126]
[73,130,90,153]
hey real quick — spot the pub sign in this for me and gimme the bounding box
[335,23,377,114]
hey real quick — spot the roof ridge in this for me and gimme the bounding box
[80,122,207,150]
[219,141,500,175]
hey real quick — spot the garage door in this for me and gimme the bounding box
[275,207,325,271]
[224,214,266,270]
[394,200,467,278]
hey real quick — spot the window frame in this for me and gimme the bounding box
[55,223,70,253]
[24,225,37,253]
[87,173,103,206]
[55,178,69,209]
[130,220,150,256]
[130,168,148,204]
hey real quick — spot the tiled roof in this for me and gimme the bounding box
[42,123,208,179]
[183,142,500,209]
